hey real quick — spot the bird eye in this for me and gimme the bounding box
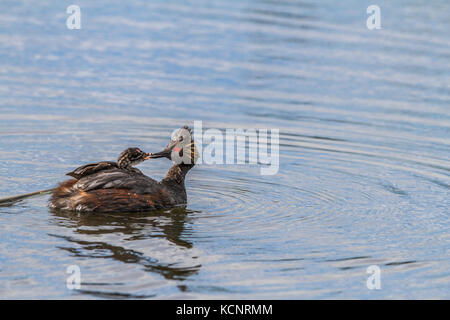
[179,136,183,142]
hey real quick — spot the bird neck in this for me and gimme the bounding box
[117,158,129,169]
[162,163,194,185]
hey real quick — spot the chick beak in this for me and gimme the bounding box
[143,153,151,160]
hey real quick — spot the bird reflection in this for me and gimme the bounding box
[49,207,201,298]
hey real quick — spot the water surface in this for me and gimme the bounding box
[0,0,449,299]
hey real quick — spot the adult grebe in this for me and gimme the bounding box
[49,126,198,213]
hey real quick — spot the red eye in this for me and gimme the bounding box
[174,147,180,152]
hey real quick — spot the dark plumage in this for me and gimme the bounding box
[49,127,198,213]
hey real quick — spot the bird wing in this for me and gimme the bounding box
[66,161,118,179]
[74,169,160,193]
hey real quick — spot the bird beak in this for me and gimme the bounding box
[143,153,151,160]
[149,146,173,159]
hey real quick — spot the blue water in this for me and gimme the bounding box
[0,0,449,299]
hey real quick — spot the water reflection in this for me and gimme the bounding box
[49,207,201,298]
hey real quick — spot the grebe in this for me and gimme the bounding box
[49,126,198,213]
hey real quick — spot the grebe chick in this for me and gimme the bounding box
[66,147,150,180]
